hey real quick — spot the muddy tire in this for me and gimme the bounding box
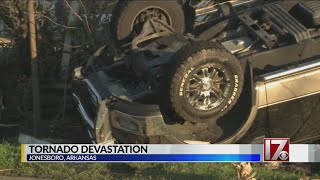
[110,0,186,50]
[162,41,243,123]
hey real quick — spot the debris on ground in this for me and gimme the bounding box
[265,162,283,170]
[0,169,13,172]
[233,162,256,180]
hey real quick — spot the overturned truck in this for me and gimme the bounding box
[72,0,320,144]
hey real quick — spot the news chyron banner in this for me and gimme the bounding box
[21,138,320,162]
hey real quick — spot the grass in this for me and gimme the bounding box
[1,142,319,180]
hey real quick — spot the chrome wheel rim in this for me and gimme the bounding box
[184,64,232,111]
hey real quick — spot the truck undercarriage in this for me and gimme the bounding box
[72,0,320,144]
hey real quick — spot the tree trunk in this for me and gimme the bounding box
[55,0,68,24]
[28,0,41,137]
[60,1,81,121]
[61,1,81,75]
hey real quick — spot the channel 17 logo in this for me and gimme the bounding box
[264,138,290,162]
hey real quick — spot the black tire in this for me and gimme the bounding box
[162,41,243,123]
[110,0,186,50]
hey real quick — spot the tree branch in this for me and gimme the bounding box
[38,15,77,29]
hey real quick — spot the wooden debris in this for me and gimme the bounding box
[265,162,283,170]
[233,163,256,180]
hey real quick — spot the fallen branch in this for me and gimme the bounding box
[0,169,14,172]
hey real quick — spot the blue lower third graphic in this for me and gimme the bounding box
[26,154,261,162]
